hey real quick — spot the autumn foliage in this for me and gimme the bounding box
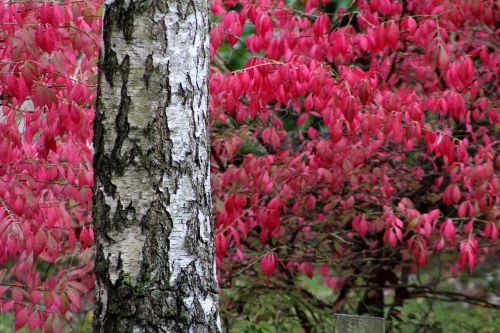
[0,1,99,331]
[209,0,499,322]
[0,0,499,331]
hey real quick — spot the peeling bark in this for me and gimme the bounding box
[93,0,220,332]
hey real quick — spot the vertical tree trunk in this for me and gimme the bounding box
[92,1,220,332]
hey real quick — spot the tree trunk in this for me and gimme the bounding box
[92,1,220,332]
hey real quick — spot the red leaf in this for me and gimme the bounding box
[238,220,247,239]
[79,227,91,250]
[230,227,240,248]
[35,25,56,53]
[29,290,41,305]
[442,219,456,240]
[2,301,14,312]
[6,73,29,104]
[303,262,313,279]
[358,215,368,238]
[490,224,499,243]
[260,253,277,277]
[15,307,30,331]
[33,229,46,257]
[28,310,40,332]
[44,291,55,310]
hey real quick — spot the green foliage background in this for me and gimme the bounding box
[220,271,500,333]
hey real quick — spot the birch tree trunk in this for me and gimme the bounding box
[92,0,220,332]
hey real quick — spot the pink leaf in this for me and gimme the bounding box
[15,307,30,331]
[442,219,456,240]
[358,215,368,238]
[28,310,40,332]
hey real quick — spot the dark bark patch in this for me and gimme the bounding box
[143,53,154,88]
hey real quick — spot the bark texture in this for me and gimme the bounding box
[333,314,385,333]
[93,0,220,332]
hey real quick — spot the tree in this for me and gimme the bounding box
[1,1,222,331]
[93,0,220,332]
